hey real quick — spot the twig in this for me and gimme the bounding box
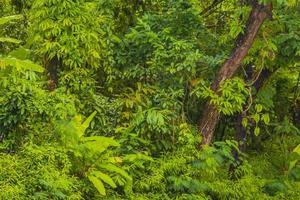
[246,67,263,87]
[200,0,225,16]
[243,87,253,113]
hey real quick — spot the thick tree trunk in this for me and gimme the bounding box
[198,2,272,146]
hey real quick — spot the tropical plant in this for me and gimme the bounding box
[55,111,132,196]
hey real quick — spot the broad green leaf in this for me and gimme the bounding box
[277,0,284,5]
[255,104,263,113]
[262,114,270,125]
[82,136,119,147]
[253,114,260,124]
[93,171,117,188]
[0,57,44,72]
[0,15,23,26]
[99,164,132,182]
[80,111,97,134]
[289,145,300,172]
[80,136,119,154]
[80,142,107,154]
[0,37,21,44]
[242,118,248,128]
[9,47,30,59]
[254,127,260,136]
[293,144,300,155]
[123,153,154,162]
[289,160,298,172]
[88,175,106,195]
[286,0,297,6]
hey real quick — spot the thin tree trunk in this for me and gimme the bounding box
[292,72,300,124]
[200,0,224,16]
[198,2,272,146]
[44,55,60,91]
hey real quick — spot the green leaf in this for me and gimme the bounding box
[80,111,97,134]
[293,144,300,155]
[82,136,119,147]
[289,160,298,172]
[253,114,260,124]
[92,171,117,188]
[99,164,132,182]
[9,47,30,59]
[262,114,270,125]
[0,57,44,72]
[255,104,263,113]
[88,175,106,195]
[277,0,284,5]
[242,118,248,128]
[254,127,260,136]
[286,0,297,6]
[0,37,21,44]
[289,145,300,172]
[0,15,23,26]
[80,136,119,155]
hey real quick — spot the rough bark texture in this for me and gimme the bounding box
[198,2,272,146]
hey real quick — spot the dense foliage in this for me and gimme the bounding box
[0,0,299,199]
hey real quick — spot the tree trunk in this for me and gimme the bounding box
[44,55,60,91]
[292,72,300,124]
[198,2,272,146]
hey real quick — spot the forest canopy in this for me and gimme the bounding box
[0,0,300,199]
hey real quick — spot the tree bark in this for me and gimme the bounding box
[292,72,300,124]
[44,55,60,91]
[198,2,272,146]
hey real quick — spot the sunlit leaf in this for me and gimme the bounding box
[88,175,106,195]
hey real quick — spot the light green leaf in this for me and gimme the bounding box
[262,114,270,125]
[9,47,30,59]
[254,127,260,136]
[80,136,119,155]
[242,118,248,128]
[0,15,23,26]
[288,145,300,172]
[92,171,117,188]
[99,164,132,182]
[82,136,119,147]
[0,57,44,72]
[0,37,21,44]
[293,144,300,155]
[88,175,106,196]
[286,0,297,6]
[255,104,263,113]
[288,160,298,172]
[253,114,260,124]
[80,111,97,134]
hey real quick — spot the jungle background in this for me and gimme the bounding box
[0,0,300,199]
